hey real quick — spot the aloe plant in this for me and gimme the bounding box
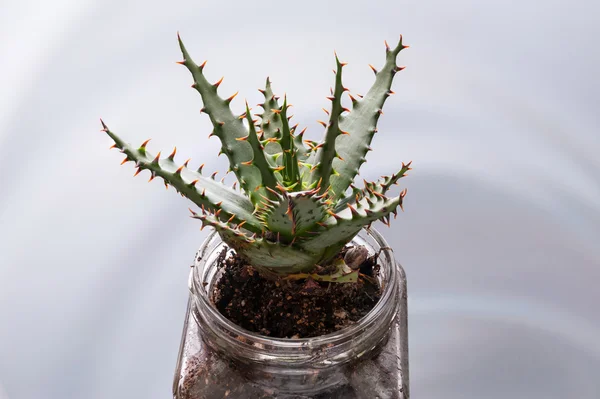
[101,33,410,281]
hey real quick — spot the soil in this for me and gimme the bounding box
[211,246,382,338]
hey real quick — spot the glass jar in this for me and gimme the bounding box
[172,228,409,399]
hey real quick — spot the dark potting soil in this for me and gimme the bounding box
[212,246,382,338]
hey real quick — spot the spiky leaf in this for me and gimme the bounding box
[178,34,266,205]
[102,121,262,233]
[327,36,408,200]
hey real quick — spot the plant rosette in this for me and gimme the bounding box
[101,33,411,398]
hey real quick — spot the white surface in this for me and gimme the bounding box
[1,0,599,398]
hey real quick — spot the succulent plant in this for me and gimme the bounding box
[101,34,410,281]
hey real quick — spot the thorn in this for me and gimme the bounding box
[201,188,206,197]
[175,165,184,175]
[347,203,360,217]
[395,66,406,72]
[385,40,390,51]
[200,107,207,114]
[197,163,204,174]
[326,96,335,102]
[238,220,247,229]
[152,152,161,164]
[400,188,408,198]
[317,120,327,127]
[235,135,249,141]
[183,159,191,168]
[225,91,239,103]
[120,157,129,165]
[217,121,225,126]
[140,139,151,149]
[215,209,222,217]
[148,171,156,182]
[275,183,288,193]
[213,76,224,88]
[327,210,342,220]
[134,167,142,176]
[211,172,218,180]
[190,179,198,186]
[241,160,253,166]
[109,144,118,150]
[322,108,330,115]
[258,88,266,95]
[199,60,208,69]
[340,130,350,135]
[100,118,108,131]
[373,190,386,199]
[369,64,378,74]
[232,181,237,190]
[168,147,177,160]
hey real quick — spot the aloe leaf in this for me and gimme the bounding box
[310,53,348,192]
[197,211,318,273]
[258,78,283,144]
[334,161,411,212]
[278,97,301,188]
[177,34,265,205]
[299,193,403,257]
[240,102,280,191]
[102,121,263,233]
[255,189,329,238]
[328,36,408,199]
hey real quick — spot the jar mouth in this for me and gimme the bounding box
[189,228,401,352]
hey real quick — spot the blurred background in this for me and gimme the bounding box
[1,0,599,398]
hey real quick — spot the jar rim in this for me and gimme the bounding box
[189,228,401,350]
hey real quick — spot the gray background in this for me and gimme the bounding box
[1,0,599,398]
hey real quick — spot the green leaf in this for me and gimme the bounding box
[177,34,266,205]
[102,121,263,233]
[327,36,408,200]
[310,53,347,193]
